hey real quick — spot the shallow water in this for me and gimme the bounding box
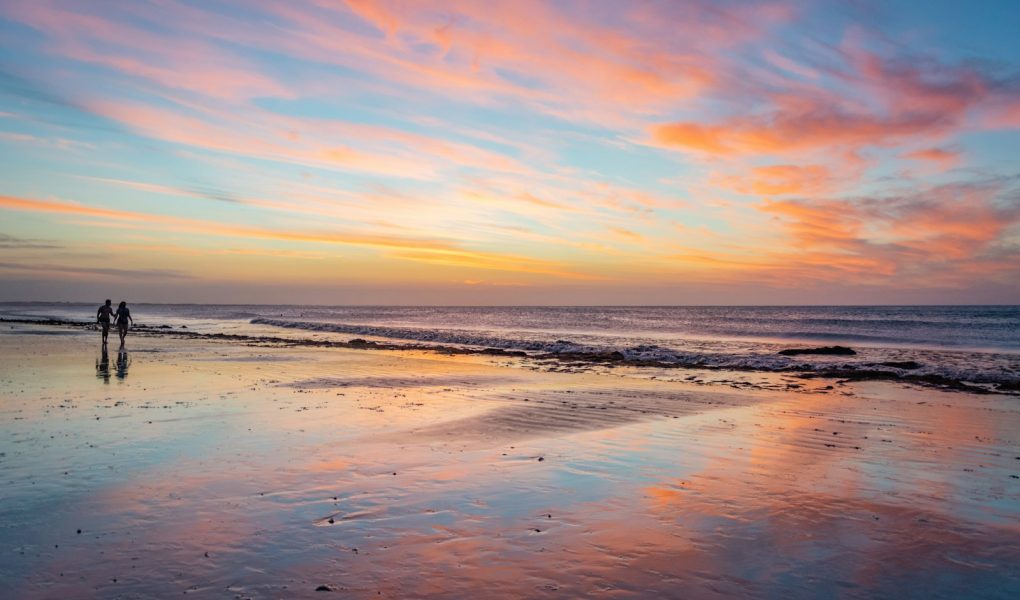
[1,326,1018,598]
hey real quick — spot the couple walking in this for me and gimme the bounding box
[96,299,133,346]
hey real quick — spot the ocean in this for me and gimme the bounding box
[2,303,1018,390]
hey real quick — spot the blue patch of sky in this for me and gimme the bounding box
[493,67,545,90]
[957,129,1020,177]
[877,1,1020,64]
[558,135,695,187]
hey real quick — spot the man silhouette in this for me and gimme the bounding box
[96,299,114,345]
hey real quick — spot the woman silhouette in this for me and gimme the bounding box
[114,301,133,346]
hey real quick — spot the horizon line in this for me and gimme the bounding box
[1,301,1018,308]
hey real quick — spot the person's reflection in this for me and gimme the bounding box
[96,345,111,383]
[116,348,130,380]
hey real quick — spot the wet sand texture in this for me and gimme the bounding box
[1,326,1018,599]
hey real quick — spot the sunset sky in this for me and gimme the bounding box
[1,0,1018,304]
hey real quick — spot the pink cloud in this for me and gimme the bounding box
[757,181,1020,283]
[904,147,961,167]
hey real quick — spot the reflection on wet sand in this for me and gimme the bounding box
[115,349,129,380]
[95,345,110,383]
[95,346,129,382]
[2,331,1018,599]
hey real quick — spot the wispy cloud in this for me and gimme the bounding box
[0,260,192,280]
[0,233,62,249]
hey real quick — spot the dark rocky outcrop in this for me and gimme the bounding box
[778,346,856,356]
[536,350,626,363]
[480,348,528,357]
[877,361,921,370]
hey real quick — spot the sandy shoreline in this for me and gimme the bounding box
[1,324,1018,598]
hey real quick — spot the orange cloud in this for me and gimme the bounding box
[516,192,568,211]
[760,198,864,249]
[0,195,126,220]
[717,164,834,196]
[652,108,952,157]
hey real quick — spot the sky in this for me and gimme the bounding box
[0,0,1018,305]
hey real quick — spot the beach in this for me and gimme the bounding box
[1,320,1018,599]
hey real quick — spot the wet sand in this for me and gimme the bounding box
[1,324,1018,599]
